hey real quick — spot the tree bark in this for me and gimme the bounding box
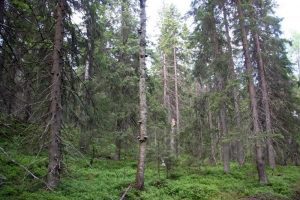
[222,3,244,166]
[235,0,268,184]
[135,0,147,190]
[47,0,66,189]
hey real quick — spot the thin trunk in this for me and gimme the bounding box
[235,0,268,184]
[0,0,4,79]
[163,53,167,107]
[208,103,216,165]
[253,30,275,169]
[24,77,32,121]
[222,3,244,166]
[170,118,176,155]
[173,47,180,132]
[47,0,66,189]
[173,47,180,156]
[135,0,147,190]
[84,0,94,81]
[298,46,300,81]
[162,53,173,154]
[115,136,121,161]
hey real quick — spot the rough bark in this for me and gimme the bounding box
[252,25,276,169]
[222,3,244,166]
[135,0,147,190]
[235,0,268,184]
[47,0,66,189]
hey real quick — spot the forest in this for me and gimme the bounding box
[0,0,300,199]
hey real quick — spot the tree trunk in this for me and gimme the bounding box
[211,6,230,173]
[24,77,32,121]
[222,3,244,166]
[173,47,180,156]
[208,101,217,165]
[163,53,167,107]
[0,0,5,114]
[80,0,95,153]
[170,118,176,154]
[47,0,66,189]
[235,0,268,184]
[253,29,276,169]
[135,0,147,190]
[114,136,121,161]
[0,0,4,77]
[84,0,94,81]
[219,88,230,173]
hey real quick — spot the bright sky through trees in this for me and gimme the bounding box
[147,0,300,40]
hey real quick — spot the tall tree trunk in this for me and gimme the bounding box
[222,3,244,166]
[80,0,95,153]
[47,0,66,189]
[253,30,275,169]
[135,0,147,190]
[173,47,180,156]
[211,7,230,173]
[235,0,268,184]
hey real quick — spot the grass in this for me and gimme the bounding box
[0,153,299,200]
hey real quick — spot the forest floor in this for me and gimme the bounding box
[1,152,300,200]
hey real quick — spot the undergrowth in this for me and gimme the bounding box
[1,117,299,199]
[0,154,299,200]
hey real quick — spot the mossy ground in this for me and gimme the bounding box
[0,153,299,200]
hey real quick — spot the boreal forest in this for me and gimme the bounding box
[0,0,300,199]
